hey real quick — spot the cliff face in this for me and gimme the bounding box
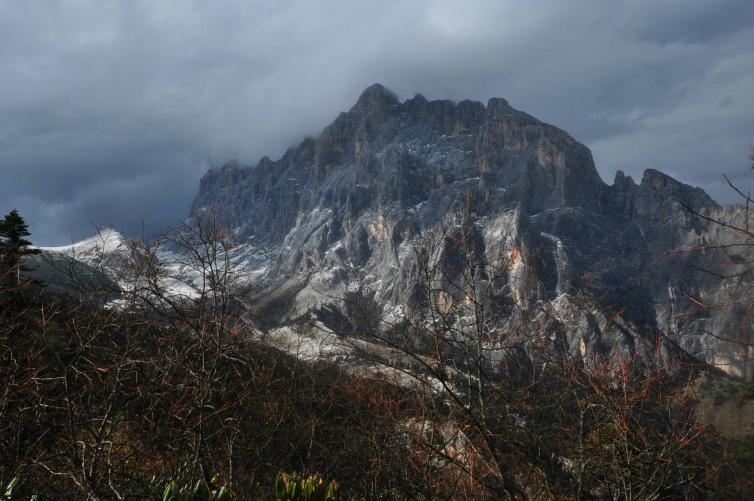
[191,84,754,379]
[191,84,606,242]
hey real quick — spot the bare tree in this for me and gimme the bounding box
[344,205,733,499]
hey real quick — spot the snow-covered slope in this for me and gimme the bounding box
[39,229,271,301]
[40,228,126,263]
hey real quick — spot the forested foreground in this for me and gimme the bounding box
[1,213,753,500]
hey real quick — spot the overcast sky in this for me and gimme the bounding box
[1,1,753,245]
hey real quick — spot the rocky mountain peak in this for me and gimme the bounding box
[485,96,512,115]
[349,82,399,114]
[635,167,719,218]
[189,84,753,380]
[613,169,633,185]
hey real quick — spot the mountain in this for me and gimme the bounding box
[21,228,123,297]
[35,227,270,302]
[100,84,754,379]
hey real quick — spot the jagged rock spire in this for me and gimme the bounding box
[350,83,399,113]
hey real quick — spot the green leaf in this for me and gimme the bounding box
[216,486,231,501]
[193,480,210,501]
[162,483,172,501]
[275,475,286,500]
[4,477,19,498]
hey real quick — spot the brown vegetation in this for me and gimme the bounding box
[0,211,752,499]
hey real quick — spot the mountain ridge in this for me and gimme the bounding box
[47,84,733,381]
[192,83,719,234]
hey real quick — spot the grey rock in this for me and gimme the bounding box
[191,84,754,379]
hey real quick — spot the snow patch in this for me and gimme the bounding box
[41,228,125,256]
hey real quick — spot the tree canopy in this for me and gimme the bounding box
[0,209,39,286]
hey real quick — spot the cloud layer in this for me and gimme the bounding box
[1,0,753,244]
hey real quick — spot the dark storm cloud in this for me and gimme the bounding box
[1,0,753,244]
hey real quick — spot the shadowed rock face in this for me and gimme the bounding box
[191,83,754,379]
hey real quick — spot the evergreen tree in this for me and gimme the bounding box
[0,209,40,286]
